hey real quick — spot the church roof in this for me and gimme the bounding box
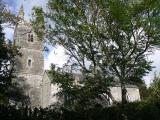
[43,70,138,88]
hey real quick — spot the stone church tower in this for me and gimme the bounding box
[14,5,51,108]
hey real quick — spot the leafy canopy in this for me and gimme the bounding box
[45,0,160,105]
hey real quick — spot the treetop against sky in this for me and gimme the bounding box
[3,0,160,86]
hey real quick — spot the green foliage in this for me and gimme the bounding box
[138,82,150,100]
[31,6,45,40]
[0,1,30,105]
[0,0,18,25]
[49,64,114,110]
[148,74,160,102]
[0,1,23,104]
[46,0,160,105]
[0,21,19,104]
[1,101,160,120]
[49,64,76,108]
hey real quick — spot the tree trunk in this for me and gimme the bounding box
[121,84,128,120]
[122,87,127,105]
[121,81,128,105]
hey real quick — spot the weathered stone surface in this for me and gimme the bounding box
[41,71,51,108]
[14,5,51,108]
[110,86,140,103]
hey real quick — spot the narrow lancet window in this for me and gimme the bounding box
[28,59,32,67]
[30,34,33,42]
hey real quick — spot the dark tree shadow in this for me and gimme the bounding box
[8,76,31,107]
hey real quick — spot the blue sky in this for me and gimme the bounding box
[3,0,160,86]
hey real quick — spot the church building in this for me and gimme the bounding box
[14,5,51,108]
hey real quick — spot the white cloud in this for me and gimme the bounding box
[144,49,160,86]
[3,27,14,41]
[44,46,68,70]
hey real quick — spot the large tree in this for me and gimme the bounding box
[45,0,160,106]
[0,1,29,105]
[0,21,18,104]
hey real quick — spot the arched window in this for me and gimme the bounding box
[28,59,32,67]
[28,33,34,42]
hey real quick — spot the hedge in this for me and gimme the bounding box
[0,101,160,120]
